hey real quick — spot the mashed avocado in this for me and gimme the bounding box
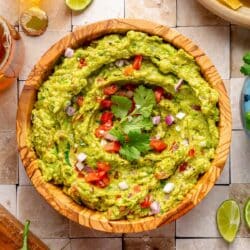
[30,31,219,220]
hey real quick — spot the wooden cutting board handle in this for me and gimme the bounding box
[0,204,48,250]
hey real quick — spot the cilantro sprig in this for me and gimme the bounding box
[109,85,156,161]
[240,52,250,76]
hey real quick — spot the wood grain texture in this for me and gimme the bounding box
[0,205,48,250]
[16,19,232,233]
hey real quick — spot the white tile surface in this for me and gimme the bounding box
[125,0,176,27]
[216,157,230,185]
[176,238,228,250]
[229,238,250,250]
[177,0,228,26]
[176,186,229,237]
[72,0,124,26]
[19,30,69,80]
[177,26,230,79]
[230,78,244,130]
[0,185,17,216]
[231,131,250,183]
[42,238,71,250]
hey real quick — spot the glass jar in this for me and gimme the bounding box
[241,76,250,136]
[0,16,23,91]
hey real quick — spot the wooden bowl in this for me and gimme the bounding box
[16,19,232,233]
[198,0,250,28]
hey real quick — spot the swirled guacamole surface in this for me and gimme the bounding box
[30,31,219,220]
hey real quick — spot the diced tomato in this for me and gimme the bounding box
[133,185,141,193]
[170,141,179,152]
[150,139,167,152]
[188,148,195,157]
[123,65,134,76]
[140,195,152,208]
[104,141,121,153]
[154,87,165,103]
[100,111,114,124]
[164,92,173,100]
[179,162,188,172]
[124,83,136,91]
[78,58,87,68]
[85,172,100,182]
[76,96,84,107]
[78,172,85,178]
[97,162,111,172]
[133,55,143,70]
[95,121,113,138]
[116,90,127,97]
[103,84,118,95]
[100,99,112,109]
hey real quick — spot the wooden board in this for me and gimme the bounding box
[0,205,48,250]
[16,19,232,233]
[198,0,250,28]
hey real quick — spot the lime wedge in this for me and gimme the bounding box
[244,198,250,229]
[65,0,93,11]
[216,199,240,243]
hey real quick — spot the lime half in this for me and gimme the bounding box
[244,198,250,229]
[216,199,240,243]
[65,0,93,11]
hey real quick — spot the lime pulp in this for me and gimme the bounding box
[65,0,93,11]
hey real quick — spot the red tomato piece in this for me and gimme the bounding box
[179,162,188,172]
[100,111,114,124]
[76,96,84,106]
[124,83,136,91]
[85,172,100,182]
[78,58,87,68]
[103,84,118,95]
[140,195,152,208]
[129,99,136,113]
[133,185,141,193]
[150,139,167,152]
[104,141,121,153]
[100,99,112,109]
[188,148,195,157]
[97,162,111,172]
[154,87,165,103]
[95,121,113,138]
[133,55,143,70]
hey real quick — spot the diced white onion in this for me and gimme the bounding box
[115,59,125,67]
[150,201,160,214]
[64,48,74,58]
[136,104,141,109]
[152,116,161,125]
[200,141,207,147]
[100,139,108,146]
[155,133,161,140]
[176,112,186,120]
[77,153,87,162]
[104,133,117,141]
[175,125,181,131]
[118,181,129,190]
[163,183,175,193]
[174,79,184,92]
[181,139,189,146]
[75,161,84,171]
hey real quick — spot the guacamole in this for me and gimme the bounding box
[30,31,219,220]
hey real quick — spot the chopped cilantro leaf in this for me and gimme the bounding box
[243,52,250,64]
[133,85,156,117]
[109,126,125,143]
[127,131,150,153]
[122,116,153,134]
[120,145,141,161]
[111,95,132,119]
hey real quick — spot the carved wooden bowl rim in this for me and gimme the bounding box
[16,19,232,233]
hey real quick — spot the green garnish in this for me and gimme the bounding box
[20,220,30,250]
[110,86,155,161]
[240,52,250,76]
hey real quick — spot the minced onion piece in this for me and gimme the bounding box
[100,139,108,146]
[163,183,175,193]
[75,161,84,171]
[104,133,117,141]
[155,133,162,140]
[77,153,87,162]
[66,106,75,116]
[176,112,186,120]
[174,79,184,92]
[135,104,141,109]
[200,141,207,147]
[152,116,161,125]
[150,201,160,214]
[118,181,129,190]
[175,125,181,131]
[64,48,74,58]
[165,115,175,125]
[181,139,189,146]
[115,59,128,67]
